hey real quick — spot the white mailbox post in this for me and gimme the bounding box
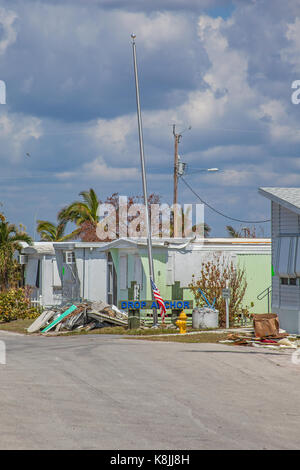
[222,282,231,328]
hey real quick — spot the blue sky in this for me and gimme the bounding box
[0,0,300,238]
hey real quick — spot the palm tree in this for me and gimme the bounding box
[226,225,257,238]
[0,218,32,290]
[36,220,80,242]
[226,225,241,238]
[191,222,211,237]
[58,188,100,226]
[204,223,211,237]
[0,219,32,250]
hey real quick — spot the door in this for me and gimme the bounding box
[107,252,117,305]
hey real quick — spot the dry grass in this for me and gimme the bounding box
[0,318,33,334]
[52,326,206,336]
[126,332,230,343]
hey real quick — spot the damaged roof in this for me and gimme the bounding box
[22,242,55,255]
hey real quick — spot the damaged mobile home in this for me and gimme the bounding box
[20,237,271,321]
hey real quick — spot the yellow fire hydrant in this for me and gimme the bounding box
[176,311,187,334]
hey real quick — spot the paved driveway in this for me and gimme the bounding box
[0,332,299,449]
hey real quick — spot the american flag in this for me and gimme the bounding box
[151,279,166,322]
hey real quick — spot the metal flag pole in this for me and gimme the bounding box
[131,33,158,327]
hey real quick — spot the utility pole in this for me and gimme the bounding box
[173,124,181,207]
[173,125,182,238]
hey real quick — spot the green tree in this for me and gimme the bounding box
[58,188,100,226]
[36,220,80,241]
[226,225,258,238]
[0,217,32,290]
[226,225,241,237]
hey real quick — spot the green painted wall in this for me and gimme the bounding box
[115,247,271,322]
[110,248,119,272]
[237,254,271,314]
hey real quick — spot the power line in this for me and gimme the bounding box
[180,175,270,224]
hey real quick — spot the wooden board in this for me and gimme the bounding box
[27,310,55,333]
[41,305,77,333]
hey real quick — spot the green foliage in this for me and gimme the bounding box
[0,216,32,291]
[0,288,40,322]
[189,254,248,328]
[58,188,100,226]
[36,219,80,241]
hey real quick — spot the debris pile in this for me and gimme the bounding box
[27,301,128,334]
[218,313,299,350]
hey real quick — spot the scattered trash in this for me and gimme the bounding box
[27,310,56,333]
[277,338,297,348]
[219,313,300,350]
[250,314,288,340]
[28,301,129,334]
[218,314,296,350]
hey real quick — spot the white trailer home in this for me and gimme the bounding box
[21,241,108,307]
[259,187,300,333]
[20,242,61,307]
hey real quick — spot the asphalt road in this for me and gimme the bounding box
[0,331,300,450]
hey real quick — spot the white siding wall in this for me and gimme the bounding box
[86,250,107,302]
[272,277,280,308]
[279,206,300,234]
[74,248,107,302]
[271,202,280,309]
[174,250,236,288]
[41,256,57,306]
[280,285,300,310]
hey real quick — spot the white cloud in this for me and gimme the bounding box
[0,111,42,162]
[57,155,139,181]
[0,7,17,55]
[281,17,300,73]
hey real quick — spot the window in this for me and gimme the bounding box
[63,251,75,264]
[280,277,298,286]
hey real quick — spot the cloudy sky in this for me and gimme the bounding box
[0,0,300,238]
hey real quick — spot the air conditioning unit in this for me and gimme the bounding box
[63,251,75,264]
[18,255,28,265]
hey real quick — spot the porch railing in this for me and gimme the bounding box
[257,285,272,313]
